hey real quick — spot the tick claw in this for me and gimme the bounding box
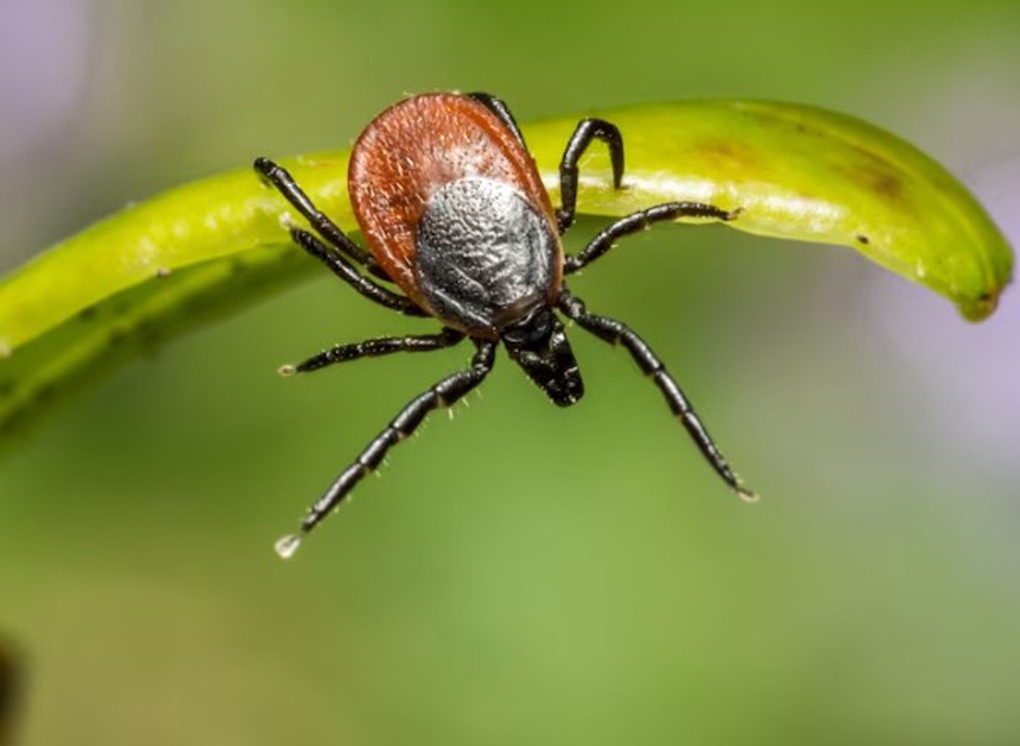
[737,485,760,503]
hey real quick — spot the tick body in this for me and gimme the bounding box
[255,92,756,557]
[351,95,562,338]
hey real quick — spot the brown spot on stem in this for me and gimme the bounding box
[698,139,759,173]
[864,170,902,200]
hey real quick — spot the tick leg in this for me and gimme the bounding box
[281,327,465,375]
[253,156,390,281]
[466,92,527,147]
[558,290,757,502]
[564,202,738,274]
[290,228,428,317]
[557,118,625,233]
[276,341,497,554]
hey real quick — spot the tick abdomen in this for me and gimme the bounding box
[415,176,558,334]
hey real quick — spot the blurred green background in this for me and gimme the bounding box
[1,0,1019,744]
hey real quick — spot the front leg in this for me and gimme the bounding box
[274,340,497,557]
[558,290,756,503]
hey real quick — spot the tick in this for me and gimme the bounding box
[255,92,756,557]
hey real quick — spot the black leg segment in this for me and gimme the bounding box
[290,228,428,317]
[557,118,625,233]
[281,327,465,375]
[274,340,498,557]
[466,92,527,147]
[565,202,739,274]
[558,290,757,503]
[254,157,391,281]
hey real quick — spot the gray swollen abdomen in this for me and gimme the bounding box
[415,177,558,334]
